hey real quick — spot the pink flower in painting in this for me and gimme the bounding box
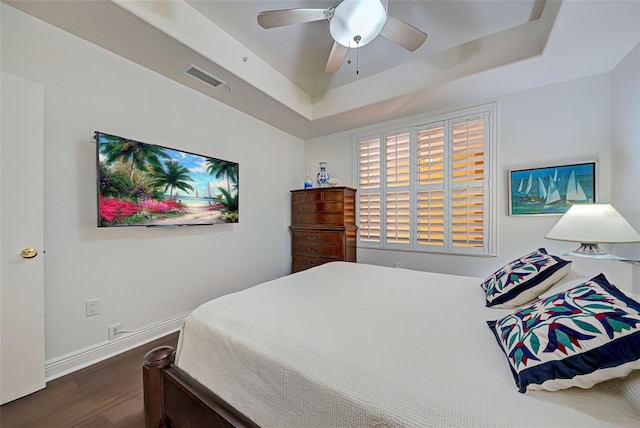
[140,199,185,214]
[141,199,168,213]
[99,196,140,222]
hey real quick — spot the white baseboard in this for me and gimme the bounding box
[44,312,189,381]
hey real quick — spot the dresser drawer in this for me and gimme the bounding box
[319,190,343,202]
[292,230,342,244]
[292,255,335,272]
[291,192,307,203]
[292,213,343,225]
[303,191,324,201]
[292,241,343,258]
[292,190,344,202]
[293,202,343,214]
[314,202,342,212]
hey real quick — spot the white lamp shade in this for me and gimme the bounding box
[545,204,640,244]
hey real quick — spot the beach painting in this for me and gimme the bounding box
[97,132,238,227]
[509,161,595,216]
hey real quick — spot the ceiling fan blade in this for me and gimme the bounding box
[325,41,348,74]
[257,8,328,29]
[379,15,428,52]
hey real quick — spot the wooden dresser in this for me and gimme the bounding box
[290,187,357,273]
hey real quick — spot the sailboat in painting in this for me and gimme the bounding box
[565,170,589,203]
[545,175,561,205]
[537,177,547,200]
[203,182,214,199]
[524,173,533,196]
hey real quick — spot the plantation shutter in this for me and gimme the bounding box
[385,132,411,246]
[386,133,410,187]
[450,114,487,252]
[358,137,381,243]
[416,124,446,249]
[355,104,495,256]
[359,193,381,242]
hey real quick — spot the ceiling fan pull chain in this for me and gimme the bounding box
[348,40,352,65]
[354,35,361,75]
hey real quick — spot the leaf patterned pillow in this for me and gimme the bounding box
[487,274,640,393]
[482,248,571,308]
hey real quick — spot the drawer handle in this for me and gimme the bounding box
[308,248,318,252]
[298,206,304,212]
[327,216,332,221]
[309,261,317,265]
[313,194,319,200]
[308,235,317,240]
[325,204,329,209]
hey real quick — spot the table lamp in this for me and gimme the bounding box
[545,203,640,260]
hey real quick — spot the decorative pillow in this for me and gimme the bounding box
[537,270,590,300]
[481,248,571,308]
[487,273,640,393]
[539,272,640,302]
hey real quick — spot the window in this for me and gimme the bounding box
[356,105,496,256]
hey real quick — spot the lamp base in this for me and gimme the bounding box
[563,243,630,261]
[574,243,607,256]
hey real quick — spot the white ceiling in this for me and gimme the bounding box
[186,0,540,96]
[4,0,640,140]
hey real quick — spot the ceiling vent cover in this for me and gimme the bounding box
[186,65,226,88]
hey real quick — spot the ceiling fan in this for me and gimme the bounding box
[257,0,428,73]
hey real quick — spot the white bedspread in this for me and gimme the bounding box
[175,262,640,427]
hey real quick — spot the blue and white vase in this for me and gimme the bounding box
[317,162,330,187]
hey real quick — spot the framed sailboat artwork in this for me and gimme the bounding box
[508,161,596,215]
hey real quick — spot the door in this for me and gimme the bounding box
[1,72,46,404]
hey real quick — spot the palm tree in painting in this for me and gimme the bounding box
[218,188,238,211]
[99,135,170,182]
[205,159,237,193]
[218,188,238,222]
[229,167,238,192]
[148,160,194,199]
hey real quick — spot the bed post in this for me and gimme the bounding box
[143,346,175,428]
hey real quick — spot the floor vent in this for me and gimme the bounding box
[186,65,226,88]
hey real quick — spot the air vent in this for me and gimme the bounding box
[186,65,226,88]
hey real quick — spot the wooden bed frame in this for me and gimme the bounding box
[143,345,259,428]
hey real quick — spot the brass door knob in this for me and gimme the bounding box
[20,248,38,259]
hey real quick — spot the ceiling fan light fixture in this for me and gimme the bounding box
[329,0,387,48]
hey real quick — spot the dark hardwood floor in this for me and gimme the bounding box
[0,332,179,428]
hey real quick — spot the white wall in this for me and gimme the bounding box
[611,43,640,261]
[1,5,304,368]
[611,42,640,294]
[305,74,613,278]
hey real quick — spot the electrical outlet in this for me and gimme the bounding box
[108,323,121,340]
[85,299,100,317]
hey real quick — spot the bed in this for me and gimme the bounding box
[143,261,640,427]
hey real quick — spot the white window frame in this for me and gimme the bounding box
[354,104,497,256]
